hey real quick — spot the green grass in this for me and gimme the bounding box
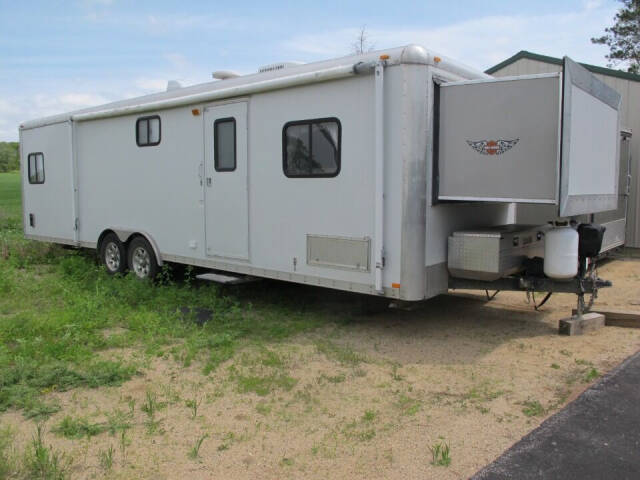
[315,340,366,366]
[24,425,68,480]
[0,172,327,419]
[584,367,600,382]
[429,441,451,467]
[521,399,545,417]
[0,425,14,478]
[51,416,108,439]
[188,433,208,459]
[0,172,21,219]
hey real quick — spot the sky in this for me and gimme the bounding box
[0,0,623,141]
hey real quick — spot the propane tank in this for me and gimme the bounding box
[544,226,579,280]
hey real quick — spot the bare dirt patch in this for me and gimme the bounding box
[2,258,639,479]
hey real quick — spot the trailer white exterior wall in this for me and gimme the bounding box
[20,45,619,301]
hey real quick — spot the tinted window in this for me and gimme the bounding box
[283,118,340,177]
[136,116,161,146]
[28,153,44,184]
[214,118,236,172]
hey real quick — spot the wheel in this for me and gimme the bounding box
[127,236,159,280]
[99,233,127,275]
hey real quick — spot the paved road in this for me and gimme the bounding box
[473,351,640,480]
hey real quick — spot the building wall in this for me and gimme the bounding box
[490,58,640,248]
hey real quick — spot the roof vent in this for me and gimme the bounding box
[212,70,240,80]
[258,61,303,73]
[166,80,182,91]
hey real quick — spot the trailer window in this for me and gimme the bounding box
[27,153,45,184]
[283,118,341,177]
[214,117,236,172]
[136,115,161,146]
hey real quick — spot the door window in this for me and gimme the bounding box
[214,117,236,172]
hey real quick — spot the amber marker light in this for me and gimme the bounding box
[434,56,442,63]
[379,54,390,60]
[191,109,201,116]
[392,283,401,289]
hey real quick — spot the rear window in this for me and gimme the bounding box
[28,152,45,184]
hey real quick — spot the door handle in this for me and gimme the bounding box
[206,177,212,187]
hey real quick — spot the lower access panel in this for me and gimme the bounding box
[307,235,370,272]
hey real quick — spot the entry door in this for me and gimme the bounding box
[203,102,249,259]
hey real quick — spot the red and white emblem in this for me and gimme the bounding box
[466,139,519,155]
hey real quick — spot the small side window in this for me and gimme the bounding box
[136,115,161,147]
[28,153,45,184]
[283,118,341,177]
[214,118,236,172]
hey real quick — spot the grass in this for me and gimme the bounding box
[233,371,297,396]
[188,433,209,459]
[98,445,114,471]
[315,340,366,366]
[521,399,545,417]
[0,172,327,418]
[141,391,166,434]
[429,441,451,467]
[52,415,108,439]
[185,396,202,419]
[584,367,600,382]
[106,408,133,435]
[0,426,14,478]
[396,393,422,416]
[24,424,68,480]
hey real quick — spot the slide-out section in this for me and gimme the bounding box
[436,57,621,218]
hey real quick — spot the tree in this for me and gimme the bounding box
[0,142,19,172]
[352,25,375,55]
[591,0,640,73]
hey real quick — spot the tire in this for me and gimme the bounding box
[100,233,127,275]
[127,236,159,280]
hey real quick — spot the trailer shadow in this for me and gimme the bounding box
[206,277,559,366]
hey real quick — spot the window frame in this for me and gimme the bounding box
[282,117,341,178]
[135,115,161,147]
[214,117,237,172]
[27,152,45,184]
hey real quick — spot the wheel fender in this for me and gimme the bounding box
[104,228,164,266]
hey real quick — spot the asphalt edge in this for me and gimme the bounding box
[471,349,640,479]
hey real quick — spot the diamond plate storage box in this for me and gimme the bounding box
[448,225,546,281]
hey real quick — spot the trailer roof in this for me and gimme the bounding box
[21,45,488,130]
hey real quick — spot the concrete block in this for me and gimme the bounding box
[559,312,605,336]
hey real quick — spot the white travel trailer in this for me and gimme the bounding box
[19,45,622,306]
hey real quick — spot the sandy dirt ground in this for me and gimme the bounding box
[2,257,640,479]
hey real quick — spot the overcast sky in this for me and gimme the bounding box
[0,0,621,141]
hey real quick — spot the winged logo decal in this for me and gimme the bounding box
[466,139,519,155]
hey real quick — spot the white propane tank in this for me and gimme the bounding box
[544,226,579,280]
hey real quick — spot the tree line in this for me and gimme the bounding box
[0,142,19,172]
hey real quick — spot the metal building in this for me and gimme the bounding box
[487,51,640,249]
